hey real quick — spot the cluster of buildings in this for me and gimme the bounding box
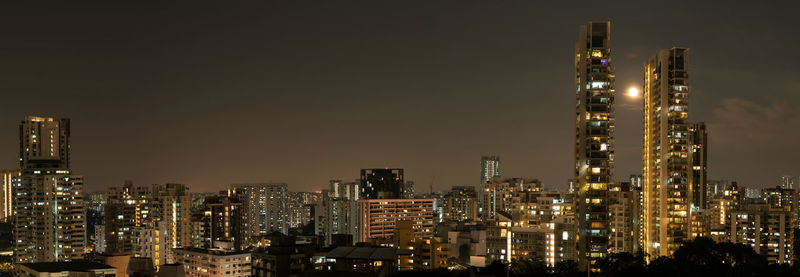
[1,20,798,277]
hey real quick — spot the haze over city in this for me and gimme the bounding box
[1,1,798,192]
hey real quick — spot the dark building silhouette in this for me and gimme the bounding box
[360,168,405,199]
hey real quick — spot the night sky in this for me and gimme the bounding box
[1,1,798,193]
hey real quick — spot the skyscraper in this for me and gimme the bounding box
[14,116,86,263]
[643,47,691,257]
[688,122,707,210]
[0,169,20,222]
[480,156,501,184]
[360,168,404,199]
[199,191,244,250]
[231,183,289,236]
[574,21,613,266]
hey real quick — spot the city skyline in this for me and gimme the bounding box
[1,2,799,193]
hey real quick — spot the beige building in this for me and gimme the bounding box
[14,116,86,263]
[0,169,20,222]
[481,177,542,220]
[173,248,252,277]
[151,183,192,263]
[643,47,697,257]
[439,186,479,222]
[485,212,576,267]
[608,183,641,254]
[358,198,434,242]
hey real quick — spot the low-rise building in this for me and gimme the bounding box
[17,261,117,277]
[172,248,251,277]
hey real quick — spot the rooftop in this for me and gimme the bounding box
[20,261,115,272]
[326,246,396,261]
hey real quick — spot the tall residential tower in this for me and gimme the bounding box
[574,21,614,266]
[13,116,86,263]
[643,47,692,257]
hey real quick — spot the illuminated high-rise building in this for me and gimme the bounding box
[480,156,501,184]
[231,183,289,236]
[481,177,542,220]
[0,169,20,222]
[150,183,192,263]
[643,47,691,257]
[13,116,86,263]
[105,181,151,254]
[688,122,707,210]
[573,21,613,266]
[439,186,479,222]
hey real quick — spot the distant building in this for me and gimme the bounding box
[358,199,434,242]
[151,183,192,264]
[781,175,797,190]
[199,191,244,250]
[0,169,19,222]
[287,192,316,229]
[481,177,541,220]
[485,212,576,267]
[360,168,405,199]
[730,203,794,264]
[95,225,107,254]
[251,239,314,277]
[438,222,486,266]
[315,180,361,245]
[688,123,708,210]
[439,186,479,222]
[173,248,251,277]
[322,246,398,276]
[231,183,289,236]
[105,181,151,254]
[480,156,501,184]
[17,261,116,277]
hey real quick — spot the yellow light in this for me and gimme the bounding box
[627,87,639,97]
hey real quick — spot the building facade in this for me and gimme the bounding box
[360,168,405,199]
[13,116,86,263]
[688,122,708,210]
[439,186,479,222]
[480,156,501,184]
[574,21,614,266]
[481,177,542,220]
[105,181,151,254]
[730,203,794,264]
[0,169,20,222]
[231,183,289,236]
[358,199,434,242]
[173,248,252,277]
[643,47,692,257]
